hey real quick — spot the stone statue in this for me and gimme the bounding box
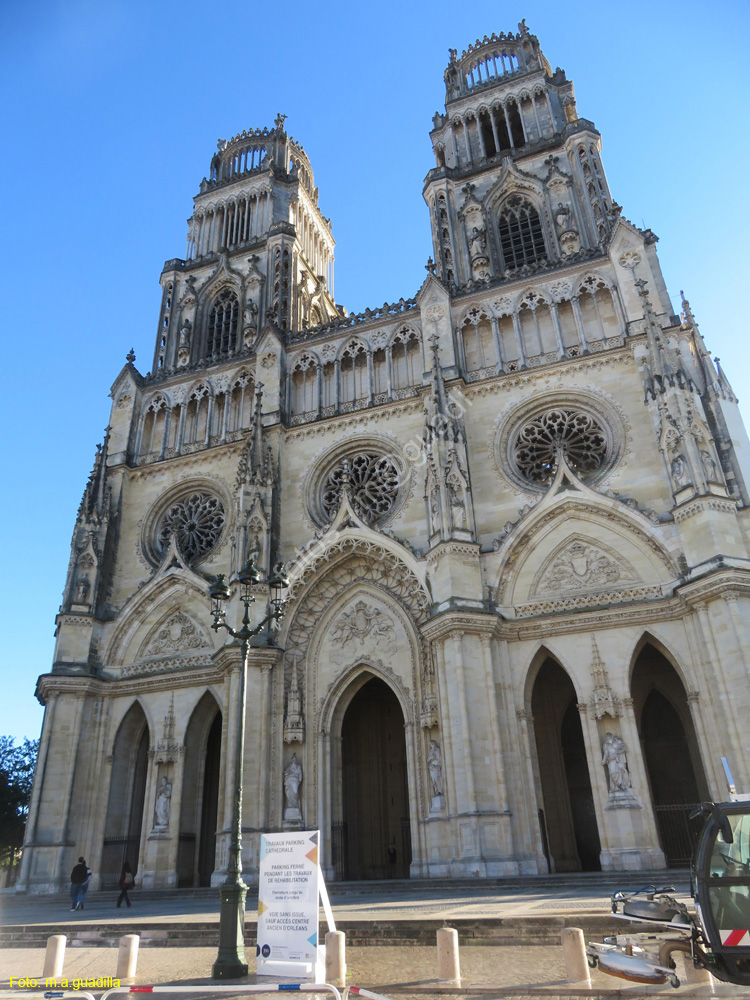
[670,454,687,487]
[154,776,172,828]
[178,318,192,349]
[468,226,486,260]
[75,575,90,603]
[429,491,440,535]
[601,733,632,794]
[701,450,718,483]
[427,740,444,797]
[283,753,303,814]
[447,475,467,529]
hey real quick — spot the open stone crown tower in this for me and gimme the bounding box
[19,23,750,892]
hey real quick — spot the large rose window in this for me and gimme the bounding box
[498,399,620,491]
[321,453,401,524]
[156,492,225,561]
[514,409,607,484]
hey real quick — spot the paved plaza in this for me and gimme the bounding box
[2,875,745,997]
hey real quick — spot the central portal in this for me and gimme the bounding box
[340,676,410,880]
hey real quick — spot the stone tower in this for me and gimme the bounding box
[19,25,750,893]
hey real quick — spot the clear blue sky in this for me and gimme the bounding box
[1,0,748,743]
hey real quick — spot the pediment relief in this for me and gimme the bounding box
[532,538,640,596]
[137,610,213,662]
[327,599,399,664]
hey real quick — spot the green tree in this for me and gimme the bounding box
[0,737,39,871]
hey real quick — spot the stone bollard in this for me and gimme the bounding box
[116,934,140,980]
[436,927,461,982]
[325,930,346,987]
[43,935,67,978]
[561,927,591,984]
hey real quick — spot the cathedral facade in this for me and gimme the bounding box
[19,24,750,893]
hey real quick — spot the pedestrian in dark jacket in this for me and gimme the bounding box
[117,860,134,908]
[70,857,91,911]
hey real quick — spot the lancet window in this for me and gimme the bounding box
[184,384,211,447]
[340,341,368,408]
[206,289,239,356]
[141,395,168,461]
[391,328,421,391]
[498,197,546,271]
[291,355,318,417]
[461,309,496,373]
[227,371,255,433]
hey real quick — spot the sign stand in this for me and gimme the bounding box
[256,830,333,980]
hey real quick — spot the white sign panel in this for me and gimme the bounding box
[256,830,323,979]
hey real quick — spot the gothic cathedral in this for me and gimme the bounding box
[19,24,750,892]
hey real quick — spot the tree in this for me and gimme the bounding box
[0,737,39,872]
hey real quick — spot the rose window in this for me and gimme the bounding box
[321,453,401,523]
[156,492,225,561]
[512,408,609,485]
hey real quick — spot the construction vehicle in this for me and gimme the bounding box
[587,765,750,987]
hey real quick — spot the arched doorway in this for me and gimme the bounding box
[179,693,222,886]
[337,675,411,880]
[531,657,601,871]
[631,643,707,866]
[101,702,149,889]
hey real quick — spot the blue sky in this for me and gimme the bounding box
[1,0,748,743]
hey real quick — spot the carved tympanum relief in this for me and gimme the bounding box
[533,540,639,595]
[328,599,398,664]
[139,611,213,659]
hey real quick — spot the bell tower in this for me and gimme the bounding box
[153,114,339,375]
[424,21,619,290]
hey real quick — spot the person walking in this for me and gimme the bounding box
[69,857,90,911]
[117,860,134,908]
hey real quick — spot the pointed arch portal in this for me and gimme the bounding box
[101,703,149,889]
[179,692,222,886]
[631,643,707,866]
[531,657,601,872]
[334,675,411,880]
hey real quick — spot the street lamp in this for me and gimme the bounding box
[209,558,290,979]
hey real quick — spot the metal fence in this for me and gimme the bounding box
[653,802,700,866]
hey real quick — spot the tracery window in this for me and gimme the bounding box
[206,289,239,356]
[321,454,401,524]
[511,407,609,486]
[291,354,318,416]
[498,197,546,270]
[156,492,225,563]
[228,371,255,432]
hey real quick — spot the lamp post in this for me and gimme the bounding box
[209,558,289,979]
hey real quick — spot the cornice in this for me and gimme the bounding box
[676,567,750,605]
[421,609,497,640]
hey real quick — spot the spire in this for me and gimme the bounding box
[426,334,462,444]
[636,278,690,398]
[714,357,738,402]
[250,381,264,477]
[77,430,111,523]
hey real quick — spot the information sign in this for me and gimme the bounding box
[256,829,324,979]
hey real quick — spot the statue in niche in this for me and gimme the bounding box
[178,318,192,349]
[153,776,173,828]
[447,473,467,530]
[283,753,303,816]
[670,454,688,488]
[601,733,632,794]
[701,450,718,483]
[75,575,90,603]
[427,740,444,798]
[468,226,486,261]
[429,490,440,535]
[244,299,258,344]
